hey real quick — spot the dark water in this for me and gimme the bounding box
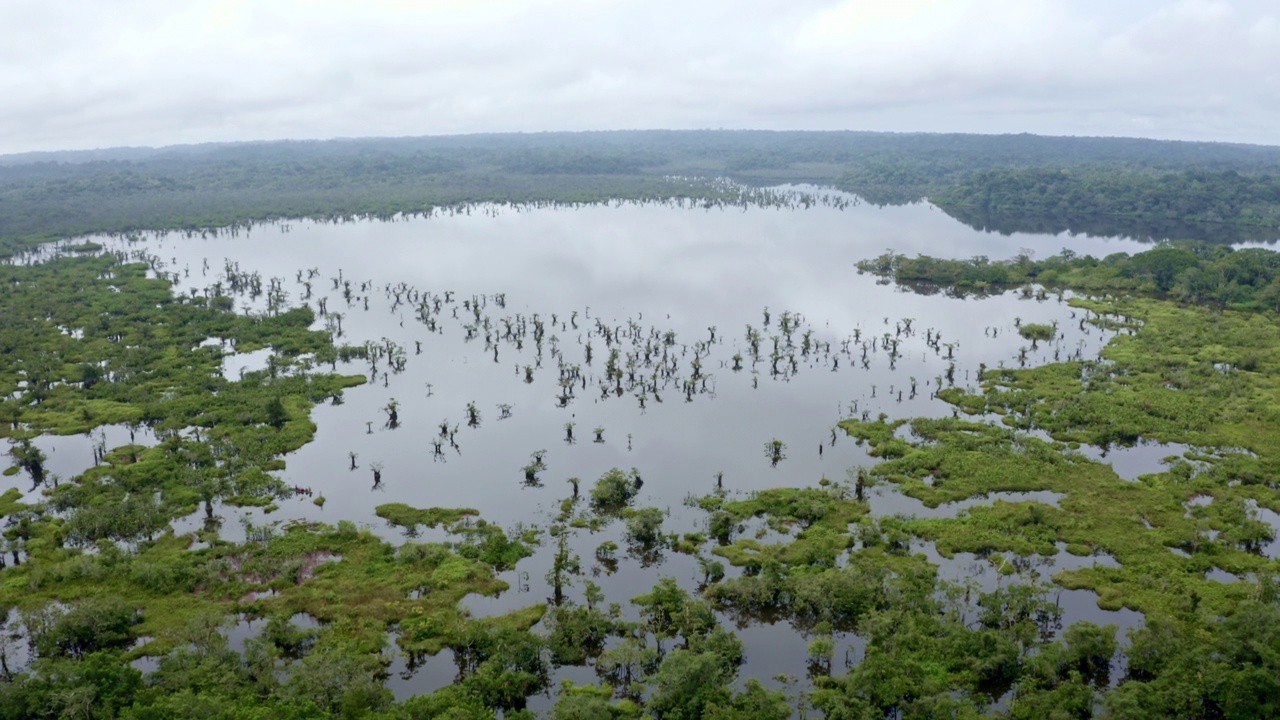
[14,192,1197,701]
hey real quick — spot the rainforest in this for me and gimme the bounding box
[2,131,1280,720]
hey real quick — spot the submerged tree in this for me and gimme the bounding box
[384,398,400,429]
[8,438,47,487]
[590,467,641,512]
[522,450,548,486]
[764,438,787,467]
[546,529,580,607]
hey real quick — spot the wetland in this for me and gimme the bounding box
[3,176,1280,719]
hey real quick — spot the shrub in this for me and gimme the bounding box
[590,468,640,512]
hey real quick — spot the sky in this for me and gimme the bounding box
[1,0,1278,155]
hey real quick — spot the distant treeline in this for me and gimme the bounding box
[930,167,1280,243]
[860,241,1280,310]
[4,130,1280,255]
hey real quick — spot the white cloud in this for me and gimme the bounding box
[1,0,1278,153]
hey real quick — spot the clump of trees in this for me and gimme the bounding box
[590,467,642,512]
[862,242,1280,311]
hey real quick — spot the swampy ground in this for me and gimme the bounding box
[1,190,1279,719]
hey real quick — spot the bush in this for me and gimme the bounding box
[590,468,640,512]
[1018,323,1056,342]
[625,508,665,546]
[31,598,140,660]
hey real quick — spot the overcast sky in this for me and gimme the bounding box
[1,0,1277,155]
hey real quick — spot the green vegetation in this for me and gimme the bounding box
[932,167,1280,241]
[374,503,478,531]
[826,244,1280,717]
[590,467,641,512]
[0,254,366,546]
[860,241,1280,308]
[0,252,545,717]
[0,517,549,718]
[1017,322,1056,342]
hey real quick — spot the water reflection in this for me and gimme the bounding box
[867,488,1066,519]
[1075,441,1193,482]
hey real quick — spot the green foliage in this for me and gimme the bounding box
[545,602,615,666]
[449,618,550,710]
[861,241,1280,311]
[374,503,478,531]
[932,167,1280,242]
[28,597,141,660]
[399,685,497,719]
[450,520,534,571]
[590,467,641,512]
[1104,600,1280,719]
[623,507,664,546]
[1018,322,1056,342]
[829,247,1280,717]
[551,682,642,719]
[0,253,365,563]
[646,649,734,720]
[276,642,393,716]
[704,679,793,720]
[0,651,143,720]
[976,584,1063,651]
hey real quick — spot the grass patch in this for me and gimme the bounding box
[375,503,479,531]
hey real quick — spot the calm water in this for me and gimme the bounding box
[15,191,1201,702]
